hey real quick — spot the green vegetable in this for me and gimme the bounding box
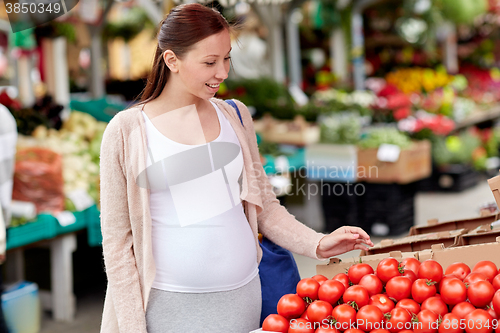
[358,128,412,149]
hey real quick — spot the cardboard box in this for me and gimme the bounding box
[418,237,500,269]
[408,213,499,236]
[357,140,431,184]
[316,251,419,279]
[253,115,320,146]
[362,229,466,256]
[488,174,500,210]
[458,222,500,246]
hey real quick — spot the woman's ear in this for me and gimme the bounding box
[163,50,179,73]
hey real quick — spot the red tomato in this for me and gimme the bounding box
[316,326,341,333]
[370,330,391,333]
[387,276,412,302]
[360,275,384,297]
[451,302,476,319]
[349,264,375,285]
[404,270,418,284]
[278,294,307,319]
[464,309,493,333]
[307,300,334,324]
[438,313,463,333]
[492,290,500,317]
[345,330,366,333]
[401,258,421,276]
[377,258,403,284]
[356,305,384,332]
[486,303,498,320]
[332,304,357,331]
[386,307,413,333]
[440,278,467,306]
[473,261,498,284]
[421,297,449,318]
[298,278,321,301]
[313,275,329,285]
[318,280,346,305]
[467,281,495,308]
[370,294,396,314]
[418,260,444,284]
[399,330,414,333]
[288,318,316,333]
[414,309,439,333]
[445,263,472,281]
[262,314,290,333]
[492,275,500,291]
[412,279,437,304]
[438,276,460,293]
[344,285,370,310]
[334,273,351,289]
[464,273,488,286]
[396,299,421,315]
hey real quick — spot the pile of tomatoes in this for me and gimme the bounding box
[262,259,500,333]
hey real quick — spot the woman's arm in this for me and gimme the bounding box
[100,118,147,332]
[234,100,373,259]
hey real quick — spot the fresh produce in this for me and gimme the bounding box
[16,111,106,210]
[262,258,500,333]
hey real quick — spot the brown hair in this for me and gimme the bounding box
[139,4,231,105]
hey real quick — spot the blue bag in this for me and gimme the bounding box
[225,99,301,325]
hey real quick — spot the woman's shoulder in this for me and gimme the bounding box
[106,104,143,130]
[211,97,251,120]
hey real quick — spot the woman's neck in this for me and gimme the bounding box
[152,78,206,113]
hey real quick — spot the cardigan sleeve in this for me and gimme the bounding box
[233,100,326,260]
[100,116,148,333]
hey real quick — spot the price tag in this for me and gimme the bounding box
[67,189,95,212]
[55,211,76,227]
[274,155,290,174]
[377,144,401,163]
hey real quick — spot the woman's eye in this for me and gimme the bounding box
[205,62,216,66]
[224,56,231,61]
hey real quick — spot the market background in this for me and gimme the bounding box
[2,0,500,331]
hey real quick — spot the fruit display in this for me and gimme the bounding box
[15,111,106,211]
[261,259,500,333]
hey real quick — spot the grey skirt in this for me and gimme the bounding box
[145,275,262,333]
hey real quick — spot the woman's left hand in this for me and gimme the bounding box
[316,226,374,259]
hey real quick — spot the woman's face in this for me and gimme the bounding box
[176,29,232,100]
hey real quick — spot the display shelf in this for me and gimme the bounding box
[86,205,102,247]
[53,209,88,235]
[6,215,56,250]
[6,205,98,250]
[454,104,500,131]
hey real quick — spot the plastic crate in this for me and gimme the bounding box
[321,182,362,233]
[1,281,40,333]
[86,205,102,247]
[6,215,56,250]
[417,164,480,193]
[362,182,417,236]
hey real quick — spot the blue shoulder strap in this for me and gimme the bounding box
[225,99,244,127]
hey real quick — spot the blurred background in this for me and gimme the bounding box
[2,0,500,331]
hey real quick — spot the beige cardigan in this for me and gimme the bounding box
[99,98,325,332]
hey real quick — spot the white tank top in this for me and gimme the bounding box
[142,101,259,293]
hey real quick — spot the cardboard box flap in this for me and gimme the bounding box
[418,237,500,269]
[427,219,439,226]
[409,214,499,236]
[365,229,466,256]
[488,175,500,210]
